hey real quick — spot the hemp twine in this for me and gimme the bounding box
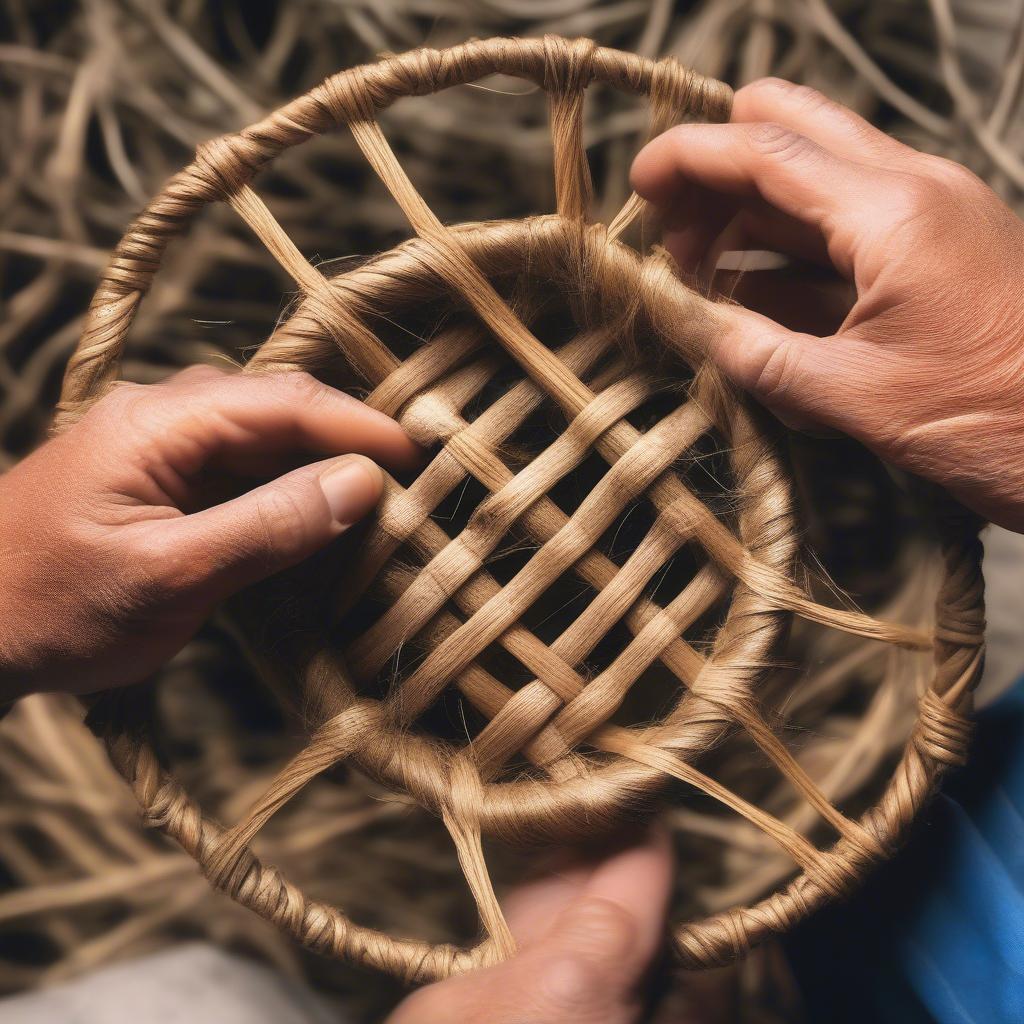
[56,36,985,983]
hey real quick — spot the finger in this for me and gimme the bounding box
[521,828,673,1020]
[159,363,228,385]
[662,195,831,277]
[632,122,896,277]
[636,80,914,276]
[130,369,423,476]
[658,186,737,274]
[732,78,911,166]
[491,830,673,1024]
[149,453,384,601]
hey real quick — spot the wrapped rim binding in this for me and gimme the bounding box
[58,36,984,983]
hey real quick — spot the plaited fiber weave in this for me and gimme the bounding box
[56,36,985,984]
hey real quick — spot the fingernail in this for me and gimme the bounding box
[320,457,382,527]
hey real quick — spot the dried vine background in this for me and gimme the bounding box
[1,0,1022,1020]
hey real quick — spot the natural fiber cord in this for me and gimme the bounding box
[57,36,985,984]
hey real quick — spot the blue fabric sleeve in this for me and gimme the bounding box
[786,680,1024,1023]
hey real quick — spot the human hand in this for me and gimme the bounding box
[632,78,1024,532]
[387,831,675,1024]
[0,366,420,699]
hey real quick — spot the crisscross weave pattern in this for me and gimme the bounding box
[59,37,985,984]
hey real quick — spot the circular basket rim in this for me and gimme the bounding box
[63,34,985,984]
[236,214,796,837]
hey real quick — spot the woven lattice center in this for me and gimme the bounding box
[231,212,804,846]
[312,226,734,785]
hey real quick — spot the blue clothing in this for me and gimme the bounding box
[787,681,1024,1023]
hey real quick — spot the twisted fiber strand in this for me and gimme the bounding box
[348,370,668,692]
[340,116,856,656]
[172,317,917,950]
[312,55,935,650]
[673,532,984,966]
[239,256,974,958]
[346,337,666,779]
[64,36,986,980]
[343,325,635,626]
[388,399,711,723]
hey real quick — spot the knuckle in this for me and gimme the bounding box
[553,897,637,964]
[253,485,313,562]
[892,172,940,222]
[94,381,146,417]
[116,527,188,605]
[387,986,449,1024]
[745,75,797,97]
[781,82,830,111]
[87,382,154,435]
[575,897,637,954]
[273,369,328,404]
[167,364,226,386]
[918,153,982,193]
[746,122,812,163]
[252,369,339,422]
[747,77,828,112]
[520,900,641,1017]
[752,338,799,403]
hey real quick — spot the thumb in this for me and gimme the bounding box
[526,829,672,1020]
[388,831,672,1024]
[170,454,383,600]
[526,897,651,1020]
[706,303,874,435]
